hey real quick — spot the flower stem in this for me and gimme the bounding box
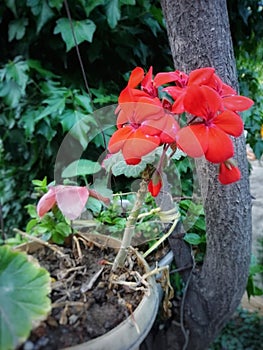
[112,179,148,272]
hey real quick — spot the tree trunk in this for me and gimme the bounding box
[158,1,252,349]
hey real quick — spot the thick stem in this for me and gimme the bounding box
[112,179,148,271]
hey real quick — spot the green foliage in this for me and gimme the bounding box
[210,308,263,350]
[0,246,51,350]
[228,0,263,158]
[237,46,263,159]
[0,0,172,234]
[26,204,72,244]
[246,255,263,299]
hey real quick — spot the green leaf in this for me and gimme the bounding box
[81,0,106,17]
[26,218,39,232]
[143,16,161,37]
[27,59,58,78]
[54,18,96,52]
[55,222,72,236]
[32,177,47,188]
[86,196,102,215]
[5,0,17,16]
[8,18,29,41]
[27,0,54,33]
[0,246,51,350]
[74,93,93,113]
[60,110,96,149]
[105,0,121,29]
[120,0,136,4]
[3,59,29,93]
[183,233,205,245]
[62,159,101,178]
[25,204,38,218]
[0,80,22,108]
[104,148,162,178]
[48,0,64,10]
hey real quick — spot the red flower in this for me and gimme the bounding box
[163,67,215,113]
[37,185,89,220]
[108,89,179,165]
[218,161,241,184]
[175,85,244,163]
[37,185,110,220]
[125,66,181,99]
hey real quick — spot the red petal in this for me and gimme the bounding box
[55,186,89,220]
[219,162,241,184]
[221,82,237,96]
[160,115,180,143]
[171,93,185,114]
[154,71,180,87]
[184,85,222,119]
[128,67,144,88]
[175,124,208,158]
[163,86,184,100]
[118,87,148,103]
[140,114,179,142]
[188,67,215,85]
[213,110,243,137]
[122,129,160,164]
[209,74,237,96]
[223,95,254,111]
[108,127,133,154]
[37,187,56,217]
[141,66,153,90]
[148,179,162,197]
[205,127,234,163]
[133,98,164,123]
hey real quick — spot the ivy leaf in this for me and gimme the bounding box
[74,93,93,113]
[0,246,51,350]
[27,0,54,33]
[27,59,58,78]
[105,0,121,29]
[82,0,105,17]
[5,0,17,16]
[48,0,64,10]
[8,18,29,41]
[0,80,21,108]
[62,159,101,178]
[3,59,29,94]
[60,110,96,149]
[54,18,96,52]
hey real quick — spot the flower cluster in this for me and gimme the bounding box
[108,67,254,195]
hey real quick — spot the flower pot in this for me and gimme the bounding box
[16,233,159,350]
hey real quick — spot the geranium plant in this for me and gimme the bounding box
[36,66,253,271]
[1,65,253,350]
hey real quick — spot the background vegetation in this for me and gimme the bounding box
[0,0,262,238]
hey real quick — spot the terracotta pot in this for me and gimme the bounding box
[16,233,159,350]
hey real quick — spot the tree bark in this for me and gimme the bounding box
[158,1,252,349]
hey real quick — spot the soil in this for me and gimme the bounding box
[19,235,146,350]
